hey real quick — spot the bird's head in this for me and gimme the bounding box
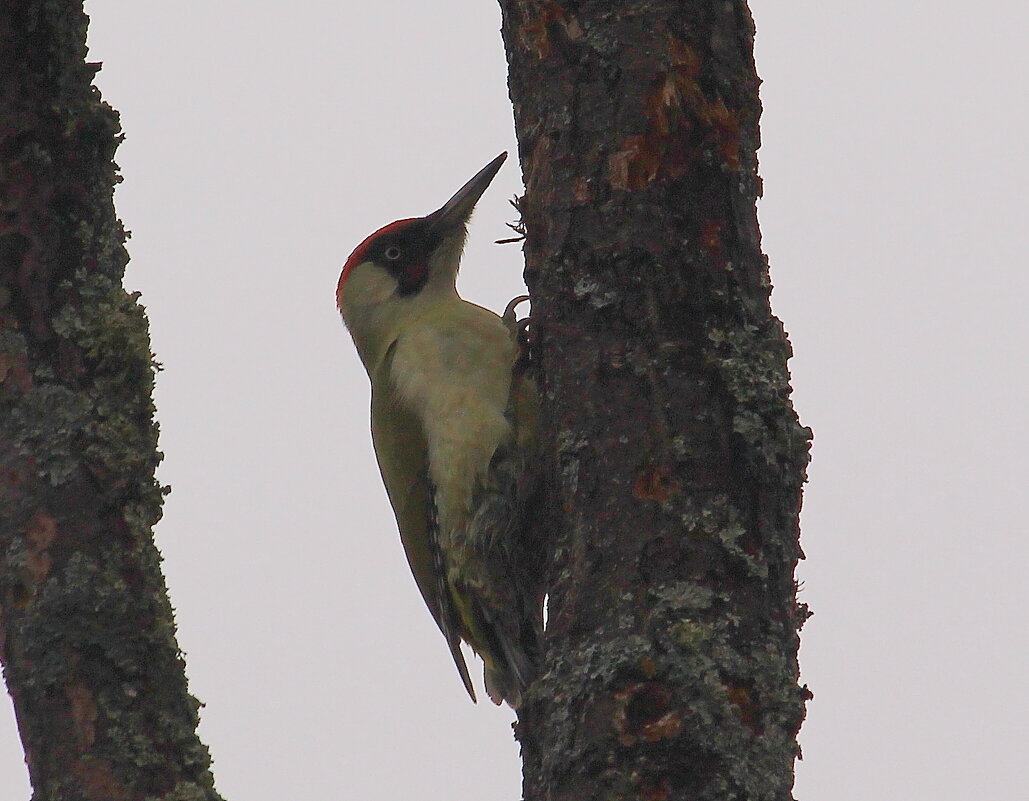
[337,153,508,334]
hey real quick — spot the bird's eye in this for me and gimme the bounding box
[384,246,402,260]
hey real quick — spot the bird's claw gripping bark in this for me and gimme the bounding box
[503,295,530,332]
[503,296,533,377]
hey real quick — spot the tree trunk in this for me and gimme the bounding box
[498,2,811,799]
[0,5,221,799]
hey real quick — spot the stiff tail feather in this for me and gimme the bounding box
[479,602,536,708]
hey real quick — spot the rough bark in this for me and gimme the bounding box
[0,5,221,800]
[499,2,811,799]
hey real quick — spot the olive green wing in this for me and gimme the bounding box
[369,352,476,702]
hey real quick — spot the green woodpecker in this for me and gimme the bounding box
[336,153,541,707]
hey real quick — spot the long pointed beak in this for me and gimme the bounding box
[428,152,507,232]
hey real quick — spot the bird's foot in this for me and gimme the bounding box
[502,295,530,333]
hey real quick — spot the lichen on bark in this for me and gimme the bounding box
[0,4,221,799]
[499,1,811,799]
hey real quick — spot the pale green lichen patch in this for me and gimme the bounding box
[706,320,811,480]
[13,542,216,792]
[649,580,716,613]
[644,581,805,800]
[9,384,91,486]
[677,494,768,577]
[148,782,219,801]
[530,586,804,801]
[47,269,163,504]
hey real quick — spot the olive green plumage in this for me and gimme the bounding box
[337,153,541,706]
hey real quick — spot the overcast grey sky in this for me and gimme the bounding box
[3,2,1027,799]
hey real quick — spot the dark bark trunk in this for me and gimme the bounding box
[499,2,811,799]
[0,5,221,799]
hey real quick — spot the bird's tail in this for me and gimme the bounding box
[477,597,539,708]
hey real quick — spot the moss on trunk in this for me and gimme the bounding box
[499,2,812,798]
[0,5,222,799]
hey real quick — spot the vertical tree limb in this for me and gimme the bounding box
[0,5,221,799]
[499,1,811,799]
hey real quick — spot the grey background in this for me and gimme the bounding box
[2,1,1026,798]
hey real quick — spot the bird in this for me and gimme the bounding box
[336,152,541,707]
